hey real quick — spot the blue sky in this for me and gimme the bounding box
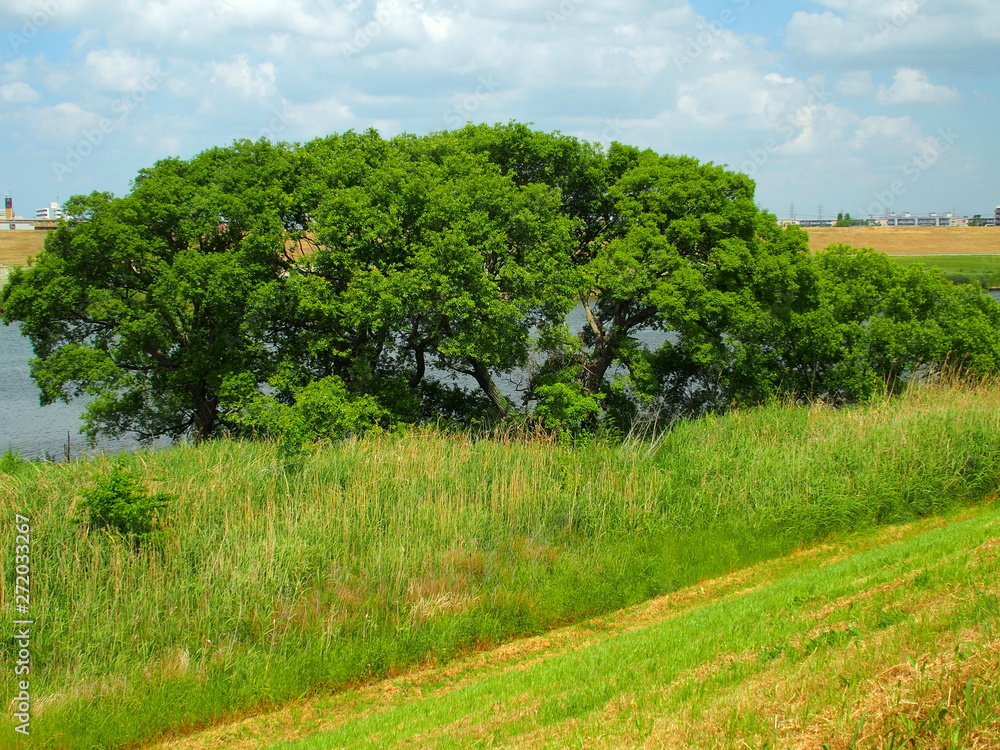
[2,0,998,221]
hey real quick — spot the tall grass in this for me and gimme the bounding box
[1,379,998,748]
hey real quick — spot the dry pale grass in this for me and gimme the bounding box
[0,230,47,265]
[804,226,1000,255]
[6,227,995,269]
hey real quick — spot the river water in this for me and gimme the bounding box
[2,294,998,460]
[0,322,150,460]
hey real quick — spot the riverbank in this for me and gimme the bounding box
[3,227,1000,270]
[3,378,998,749]
[804,225,1000,255]
[0,230,47,266]
[890,254,1000,289]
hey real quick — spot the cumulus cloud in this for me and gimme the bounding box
[28,102,106,142]
[85,49,162,93]
[0,81,39,103]
[875,67,960,105]
[849,114,923,151]
[2,0,997,221]
[835,71,873,97]
[209,55,277,98]
[285,96,354,139]
[785,1,1000,70]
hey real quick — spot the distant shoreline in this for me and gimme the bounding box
[2,227,999,273]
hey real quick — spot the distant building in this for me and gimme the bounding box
[782,207,994,228]
[1,220,35,231]
[783,219,835,227]
[877,212,965,227]
[35,202,63,220]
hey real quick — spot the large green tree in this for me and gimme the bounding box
[6,125,999,444]
[2,140,307,441]
[449,124,818,423]
[259,129,578,422]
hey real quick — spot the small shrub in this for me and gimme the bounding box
[0,448,26,475]
[79,462,173,545]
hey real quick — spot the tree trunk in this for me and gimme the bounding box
[191,382,218,442]
[469,359,514,419]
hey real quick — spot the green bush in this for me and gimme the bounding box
[0,448,26,476]
[78,463,173,545]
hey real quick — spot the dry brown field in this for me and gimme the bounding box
[3,226,999,267]
[0,230,48,265]
[805,226,1000,255]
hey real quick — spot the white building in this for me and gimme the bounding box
[35,202,63,220]
[1,220,35,230]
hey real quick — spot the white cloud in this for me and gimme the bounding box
[786,1,1000,69]
[85,49,161,93]
[835,71,873,97]
[1,58,30,82]
[209,55,277,98]
[849,114,923,151]
[0,81,39,104]
[419,12,452,42]
[29,102,106,142]
[875,67,960,105]
[2,0,997,222]
[284,96,354,139]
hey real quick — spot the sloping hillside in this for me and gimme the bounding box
[0,230,47,265]
[149,504,1000,750]
[805,226,1000,255]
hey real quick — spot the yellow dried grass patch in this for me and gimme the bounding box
[804,226,1000,255]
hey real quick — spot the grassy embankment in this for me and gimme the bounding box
[0,231,47,288]
[803,226,1000,256]
[1,380,999,749]
[889,254,1000,289]
[803,227,1000,288]
[0,231,46,266]
[176,500,1000,750]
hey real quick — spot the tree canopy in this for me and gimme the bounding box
[4,124,999,442]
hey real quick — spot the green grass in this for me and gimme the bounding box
[267,502,1000,749]
[888,254,1000,288]
[1,380,999,749]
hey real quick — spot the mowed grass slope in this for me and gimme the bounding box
[165,504,1000,750]
[4,226,998,266]
[0,231,47,266]
[804,226,1000,255]
[2,381,999,749]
